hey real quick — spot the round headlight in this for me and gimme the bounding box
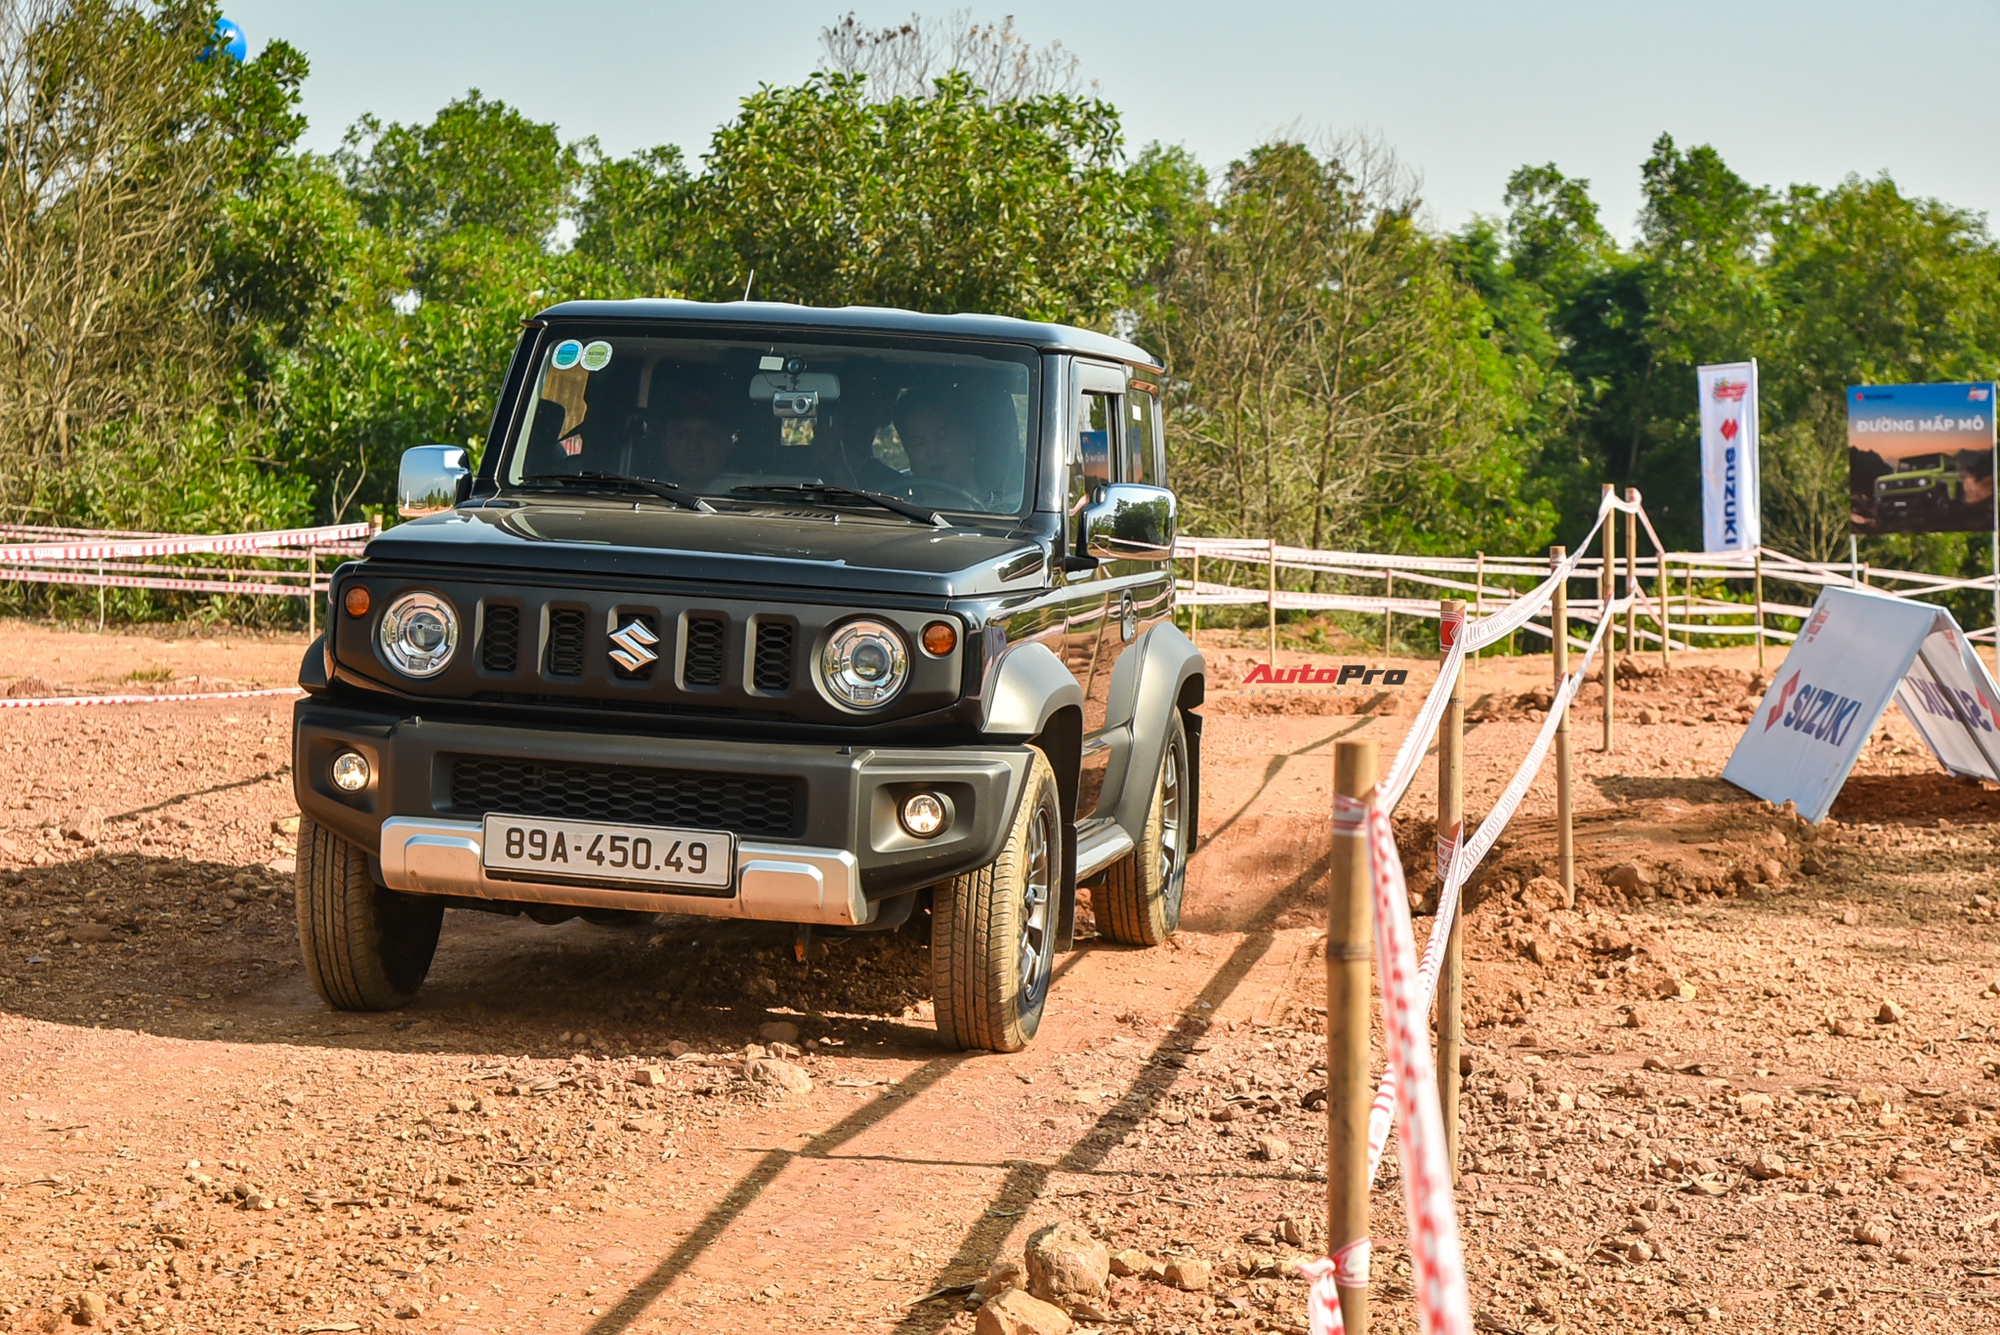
[378,591,459,677]
[819,619,909,709]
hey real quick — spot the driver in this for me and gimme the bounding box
[891,388,990,502]
[660,414,735,490]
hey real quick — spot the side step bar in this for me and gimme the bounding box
[1074,822,1135,880]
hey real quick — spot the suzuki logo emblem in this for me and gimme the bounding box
[609,618,659,672]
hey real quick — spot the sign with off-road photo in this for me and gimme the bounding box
[1849,381,1998,534]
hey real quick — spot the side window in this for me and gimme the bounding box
[1080,392,1115,492]
[1070,390,1119,555]
[1124,390,1157,486]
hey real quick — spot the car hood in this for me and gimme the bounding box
[361,500,1050,599]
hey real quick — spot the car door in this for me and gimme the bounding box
[1066,361,1123,820]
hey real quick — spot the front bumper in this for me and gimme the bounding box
[293,698,1033,924]
[378,818,871,924]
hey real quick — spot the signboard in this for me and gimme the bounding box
[1848,381,1997,534]
[1723,587,2000,822]
[1698,361,1760,552]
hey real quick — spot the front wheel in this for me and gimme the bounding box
[931,748,1062,1052]
[296,816,444,1011]
[1095,710,1189,946]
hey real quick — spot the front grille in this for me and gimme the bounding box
[753,621,794,692]
[480,604,521,673]
[546,607,587,677]
[683,614,725,687]
[445,755,804,838]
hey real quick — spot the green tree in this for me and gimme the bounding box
[583,71,1143,325]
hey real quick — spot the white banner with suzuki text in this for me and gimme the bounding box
[1723,588,2000,822]
[1698,360,1760,552]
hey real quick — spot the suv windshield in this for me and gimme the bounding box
[501,328,1038,516]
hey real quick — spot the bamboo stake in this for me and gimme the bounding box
[1685,562,1695,649]
[1268,540,1278,669]
[1435,600,1464,1181]
[1383,571,1394,653]
[1623,490,1637,655]
[1189,552,1200,637]
[1754,547,1767,672]
[1601,485,1615,753]
[1657,547,1670,672]
[1329,741,1377,1335]
[1552,546,1574,908]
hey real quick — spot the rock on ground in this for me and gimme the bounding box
[974,1287,1073,1335]
[1025,1220,1109,1309]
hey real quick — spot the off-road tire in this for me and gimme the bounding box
[296,816,444,1011]
[1096,710,1189,946]
[931,748,1062,1052]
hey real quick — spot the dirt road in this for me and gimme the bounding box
[1,623,1996,1334]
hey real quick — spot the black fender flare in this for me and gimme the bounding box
[979,640,1085,948]
[1105,622,1206,856]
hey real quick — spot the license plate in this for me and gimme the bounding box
[480,815,735,891]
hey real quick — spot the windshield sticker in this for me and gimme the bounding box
[581,341,613,372]
[550,339,583,370]
[560,435,583,457]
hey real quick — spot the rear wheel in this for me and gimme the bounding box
[931,748,1062,1052]
[296,816,444,1011]
[1095,711,1189,946]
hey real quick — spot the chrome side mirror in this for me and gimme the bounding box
[398,445,472,518]
[1081,483,1177,562]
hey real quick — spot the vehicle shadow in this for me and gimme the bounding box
[0,852,944,1060]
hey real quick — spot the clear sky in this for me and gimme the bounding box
[225,0,2000,239]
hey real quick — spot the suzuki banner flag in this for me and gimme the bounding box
[1723,587,2000,822]
[1698,361,1760,552]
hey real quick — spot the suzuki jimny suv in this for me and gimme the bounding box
[291,300,1205,1052]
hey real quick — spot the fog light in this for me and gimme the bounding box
[900,791,947,838]
[330,751,371,792]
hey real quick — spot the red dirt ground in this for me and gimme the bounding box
[1,622,1997,1335]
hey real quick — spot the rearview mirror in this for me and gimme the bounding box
[398,445,472,518]
[1081,483,1177,562]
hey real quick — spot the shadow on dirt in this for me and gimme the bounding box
[0,852,942,1059]
[1829,772,2000,826]
[1591,775,1748,806]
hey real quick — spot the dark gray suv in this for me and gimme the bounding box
[291,299,1204,1051]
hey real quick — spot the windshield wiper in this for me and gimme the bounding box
[730,483,946,528]
[519,470,714,513]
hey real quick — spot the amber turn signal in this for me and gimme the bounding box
[920,620,957,657]
[342,585,371,617]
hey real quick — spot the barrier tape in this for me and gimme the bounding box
[0,522,367,565]
[1303,504,1628,1334]
[0,687,302,710]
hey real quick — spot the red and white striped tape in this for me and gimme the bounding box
[0,687,301,710]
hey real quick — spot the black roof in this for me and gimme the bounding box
[532,298,1162,371]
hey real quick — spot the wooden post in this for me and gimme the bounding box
[1472,551,1486,685]
[308,548,318,640]
[1600,484,1616,753]
[1685,562,1695,649]
[1329,741,1377,1335]
[1657,547,1670,672]
[1268,540,1278,669]
[1189,552,1200,637]
[96,561,105,632]
[1753,547,1766,671]
[1623,490,1638,656]
[1435,600,1464,1181]
[1383,571,1394,653]
[1551,547,1575,909]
